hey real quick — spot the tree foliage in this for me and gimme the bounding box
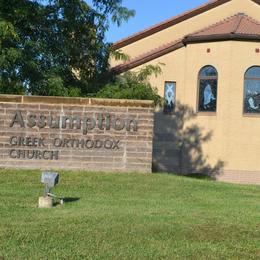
[0,0,134,96]
[96,65,163,105]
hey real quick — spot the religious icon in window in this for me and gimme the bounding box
[198,66,218,112]
[203,84,216,109]
[164,81,176,114]
[244,66,260,114]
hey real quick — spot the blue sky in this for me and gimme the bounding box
[43,0,208,43]
[105,0,208,43]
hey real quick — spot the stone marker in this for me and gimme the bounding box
[38,196,53,208]
[0,95,154,173]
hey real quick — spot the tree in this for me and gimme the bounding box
[96,65,163,105]
[0,0,135,96]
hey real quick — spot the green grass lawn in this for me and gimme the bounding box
[0,170,260,259]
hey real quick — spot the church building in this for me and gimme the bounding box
[111,0,260,184]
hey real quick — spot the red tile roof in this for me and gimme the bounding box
[183,13,260,44]
[112,13,260,73]
[188,13,260,37]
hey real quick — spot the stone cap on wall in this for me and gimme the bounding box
[0,94,154,108]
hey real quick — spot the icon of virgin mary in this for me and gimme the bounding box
[203,84,215,109]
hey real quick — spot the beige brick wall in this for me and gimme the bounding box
[143,40,260,185]
[149,41,260,184]
[217,170,260,185]
[0,95,154,173]
[111,0,260,184]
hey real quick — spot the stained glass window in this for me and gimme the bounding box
[244,66,260,114]
[164,81,176,114]
[198,66,218,112]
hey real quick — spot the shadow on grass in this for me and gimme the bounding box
[63,197,80,203]
[53,197,80,207]
[184,173,215,181]
[153,172,215,181]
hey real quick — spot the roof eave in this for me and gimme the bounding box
[113,35,260,74]
[183,33,260,44]
[112,41,184,73]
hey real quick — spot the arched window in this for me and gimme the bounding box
[244,66,260,114]
[198,66,218,112]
